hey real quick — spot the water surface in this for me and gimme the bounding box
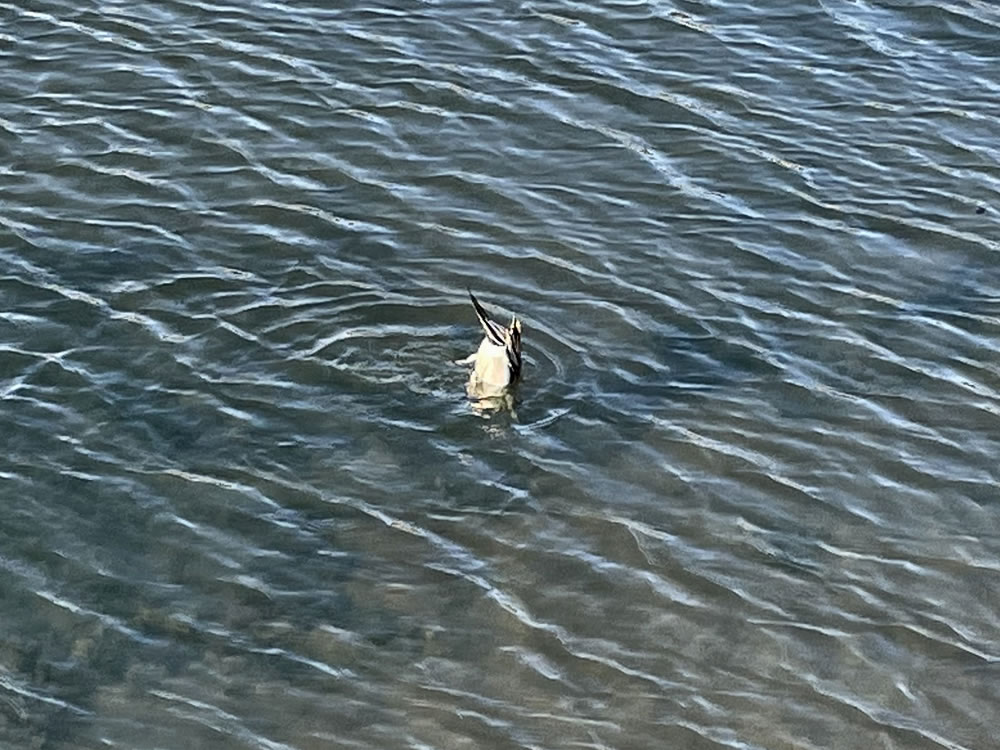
[2,1,999,748]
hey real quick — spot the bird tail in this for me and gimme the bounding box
[468,290,506,346]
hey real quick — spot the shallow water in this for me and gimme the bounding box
[2,1,999,748]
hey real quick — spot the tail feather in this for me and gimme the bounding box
[468,290,506,346]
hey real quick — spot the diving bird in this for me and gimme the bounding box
[461,291,522,398]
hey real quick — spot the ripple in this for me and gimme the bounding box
[2,0,999,748]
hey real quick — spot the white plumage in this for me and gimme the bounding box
[461,291,522,399]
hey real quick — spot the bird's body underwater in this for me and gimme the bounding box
[461,291,522,400]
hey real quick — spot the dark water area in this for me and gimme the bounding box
[2,1,999,748]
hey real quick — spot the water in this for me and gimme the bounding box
[2,1,999,748]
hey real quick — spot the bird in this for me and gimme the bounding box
[460,291,522,399]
